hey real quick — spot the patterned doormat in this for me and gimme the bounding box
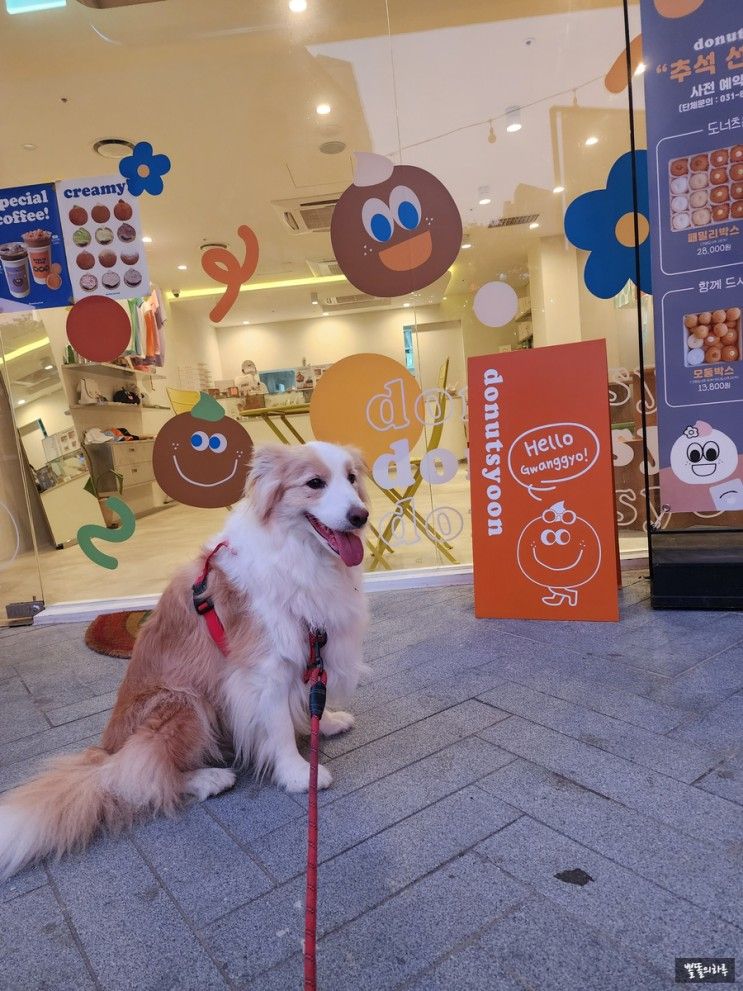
[84,610,150,659]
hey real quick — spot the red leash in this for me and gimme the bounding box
[303,629,327,991]
[193,554,326,990]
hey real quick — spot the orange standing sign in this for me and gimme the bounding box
[468,340,619,622]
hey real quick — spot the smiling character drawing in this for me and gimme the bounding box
[670,421,738,484]
[669,421,743,510]
[517,501,602,607]
[330,152,462,298]
[153,393,253,508]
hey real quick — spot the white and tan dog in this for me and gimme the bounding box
[0,441,369,879]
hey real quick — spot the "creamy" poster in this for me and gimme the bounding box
[55,174,150,303]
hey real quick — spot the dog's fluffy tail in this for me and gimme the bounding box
[0,737,181,879]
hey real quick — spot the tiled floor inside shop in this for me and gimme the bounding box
[0,573,741,990]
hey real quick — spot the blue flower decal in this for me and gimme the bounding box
[564,150,652,299]
[119,141,171,197]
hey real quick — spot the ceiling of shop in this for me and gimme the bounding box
[0,0,643,329]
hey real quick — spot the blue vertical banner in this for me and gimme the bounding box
[0,182,72,310]
[641,2,743,514]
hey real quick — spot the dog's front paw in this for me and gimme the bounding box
[276,759,333,793]
[185,767,237,801]
[320,709,355,737]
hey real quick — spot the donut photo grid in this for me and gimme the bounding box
[684,306,741,368]
[669,145,743,233]
[54,175,150,302]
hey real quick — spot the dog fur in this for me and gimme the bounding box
[0,441,369,879]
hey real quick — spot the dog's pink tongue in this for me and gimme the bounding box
[335,529,364,567]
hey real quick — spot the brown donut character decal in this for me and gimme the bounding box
[153,393,253,508]
[330,152,462,298]
[654,0,704,16]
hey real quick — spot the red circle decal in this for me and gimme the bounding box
[66,296,131,363]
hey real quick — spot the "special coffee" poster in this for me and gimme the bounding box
[0,182,72,310]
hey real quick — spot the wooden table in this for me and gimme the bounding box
[239,403,311,445]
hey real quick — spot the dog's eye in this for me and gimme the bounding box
[306,477,326,490]
[348,472,357,484]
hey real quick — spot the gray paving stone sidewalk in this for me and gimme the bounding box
[0,572,741,990]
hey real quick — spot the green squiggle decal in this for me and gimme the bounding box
[77,496,136,570]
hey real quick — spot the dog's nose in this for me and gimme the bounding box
[347,508,369,529]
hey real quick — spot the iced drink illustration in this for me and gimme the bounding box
[22,229,52,285]
[0,243,31,299]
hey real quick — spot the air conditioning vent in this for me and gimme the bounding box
[320,294,391,311]
[326,293,369,306]
[306,258,344,278]
[273,196,341,234]
[488,214,540,228]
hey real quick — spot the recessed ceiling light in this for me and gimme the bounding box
[634,61,646,76]
[44,364,53,370]
[22,143,37,151]
[529,222,540,230]
[93,138,135,160]
[478,197,491,206]
[177,264,187,271]
[288,0,307,10]
[16,399,26,406]
[322,311,329,316]
[585,136,599,146]
[320,140,346,155]
[552,185,565,194]
[461,243,472,250]
[142,236,152,244]
[316,103,331,116]
[242,320,250,325]
[403,302,411,307]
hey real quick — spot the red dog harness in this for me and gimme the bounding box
[191,541,231,655]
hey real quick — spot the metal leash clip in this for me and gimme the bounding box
[306,628,327,718]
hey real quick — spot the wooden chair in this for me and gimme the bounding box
[369,358,458,570]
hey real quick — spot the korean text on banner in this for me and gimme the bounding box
[640,0,743,514]
[468,340,619,622]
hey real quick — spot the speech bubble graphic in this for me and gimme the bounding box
[507,422,600,500]
[77,496,136,569]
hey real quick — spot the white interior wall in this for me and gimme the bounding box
[528,235,582,349]
[165,305,223,387]
[214,306,413,378]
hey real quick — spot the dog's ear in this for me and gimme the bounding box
[246,445,289,522]
[345,444,370,507]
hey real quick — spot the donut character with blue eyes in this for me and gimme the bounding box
[331,152,462,298]
[153,392,253,508]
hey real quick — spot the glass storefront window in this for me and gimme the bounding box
[0,0,651,622]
